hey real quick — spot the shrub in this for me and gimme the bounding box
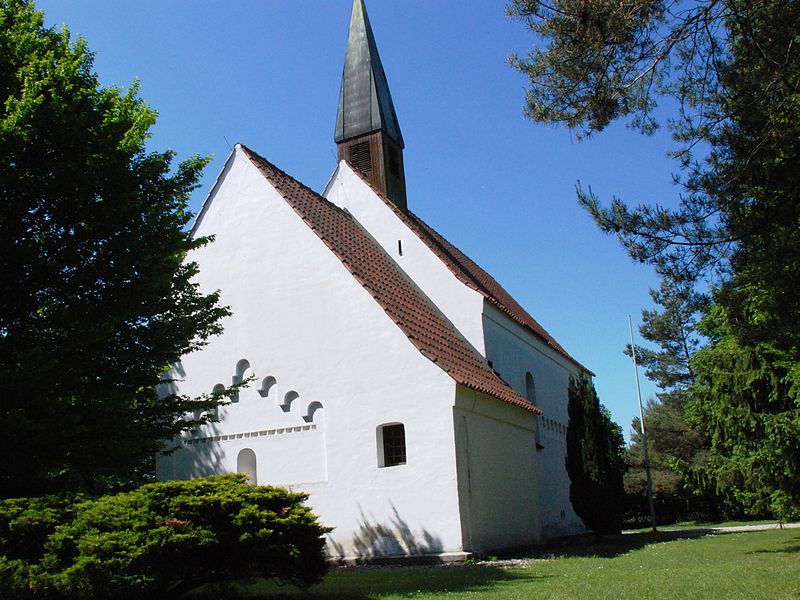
[0,475,329,599]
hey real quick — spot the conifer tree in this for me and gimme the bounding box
[509,0,800,519]
[565,375,626,535]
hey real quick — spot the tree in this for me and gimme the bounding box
[565,375,626,535]
[624,398,719,523]
[685,305,800,520]
[507,0,800,354]
[508,0,800,518]
[626,279,703,402]
[622,279,717,521]
[0,1,229,497]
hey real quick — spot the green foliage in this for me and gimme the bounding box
[509,0,800,523]
[624,398,720,525]
[0,1,230,496]
[622,279,719,523]
[685,306,800,520]
[565,376,626,535]
[626,280,704,397]
[0,475,330,599]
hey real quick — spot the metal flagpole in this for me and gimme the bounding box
[629,315,657,532]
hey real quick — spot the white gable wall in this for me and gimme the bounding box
[481,304,586,538]
[323,162,487,355]
[156,148,467,558]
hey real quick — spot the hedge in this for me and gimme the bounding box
[0,475,329,599]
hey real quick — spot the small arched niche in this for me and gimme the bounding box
[303,401,324,423]
[204,383,225,419]
[230,359,252,403]
[258,376,277,398]
[233,358,251,384]
[281,390,299,413]
[236,448,257,485]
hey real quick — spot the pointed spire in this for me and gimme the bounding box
[335,0,403,147]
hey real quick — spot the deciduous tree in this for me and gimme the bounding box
[0,1,229,497]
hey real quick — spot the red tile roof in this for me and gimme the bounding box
[344,164,589,374]
[241,145,540,414]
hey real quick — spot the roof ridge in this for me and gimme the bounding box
[340,162,589,373]
[240,146,541,414]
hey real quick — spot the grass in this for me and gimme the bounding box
[189,528,800,599]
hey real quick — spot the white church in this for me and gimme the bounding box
[156,0,589,559]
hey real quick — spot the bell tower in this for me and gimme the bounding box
[335,0,407,211]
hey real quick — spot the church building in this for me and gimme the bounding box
[156,0,589,559]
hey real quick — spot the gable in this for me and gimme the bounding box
[238,145,538,414]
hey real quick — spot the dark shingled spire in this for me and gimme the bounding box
[335,0,403,147]
[334,0,408,210]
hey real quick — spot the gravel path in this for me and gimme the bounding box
[658,521,800,533]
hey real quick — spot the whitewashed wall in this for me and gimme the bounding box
[156,147,467,559]
[453,386,541,551]
[323,162,488,355]
[481,304,586,538]
[324,160,585,541]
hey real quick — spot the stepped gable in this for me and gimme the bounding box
[344,165,589,373]
[241,145,540,414]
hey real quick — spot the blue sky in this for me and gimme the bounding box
[37,0,683,439]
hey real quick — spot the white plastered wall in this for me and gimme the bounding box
[156,147,466,558]
[481,304,586,538]
[453,386,542,552]
[323,162,487,355]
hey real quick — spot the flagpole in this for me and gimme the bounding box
[629,315,657,532]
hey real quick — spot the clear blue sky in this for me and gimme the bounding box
[38,0,681,439]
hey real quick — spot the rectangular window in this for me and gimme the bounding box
[382,423,406,466]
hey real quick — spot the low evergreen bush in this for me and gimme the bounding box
[0,475,329,599]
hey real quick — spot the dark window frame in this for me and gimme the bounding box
[379,423,406,467]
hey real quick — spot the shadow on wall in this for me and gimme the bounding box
[161,419,226,480]
[157,362,186,398]
[328,503,444,560]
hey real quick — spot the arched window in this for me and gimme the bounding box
[525,372,537,404]
[236,448,257,485]
[527,372,544,450]
[376,423,406,467]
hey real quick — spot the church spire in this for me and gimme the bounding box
[335,0,407,210]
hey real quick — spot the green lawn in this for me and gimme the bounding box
[191,529,800,599]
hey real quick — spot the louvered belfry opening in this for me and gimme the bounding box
[349,141,372,175]
[337,131,407,211]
